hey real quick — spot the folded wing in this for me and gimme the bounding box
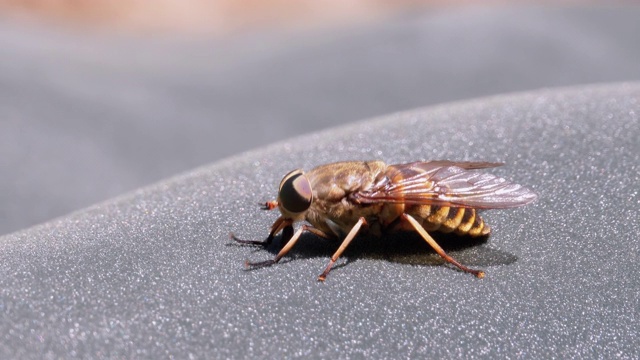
[352,161,537,209]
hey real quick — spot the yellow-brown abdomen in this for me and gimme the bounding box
[409,205,490,237]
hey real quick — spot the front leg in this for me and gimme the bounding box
[245,224,331,268]
[231,216,291,246]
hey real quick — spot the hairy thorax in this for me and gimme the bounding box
[304,161,387,236]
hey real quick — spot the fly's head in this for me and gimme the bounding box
[277,169,313,222]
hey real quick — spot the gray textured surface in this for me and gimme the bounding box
[3,5,640,235]
[1,83,638,358]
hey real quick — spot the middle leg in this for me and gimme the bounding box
[318,217,367,282]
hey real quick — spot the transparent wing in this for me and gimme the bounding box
[352,161,537,209]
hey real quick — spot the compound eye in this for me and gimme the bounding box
[279,170,312,213]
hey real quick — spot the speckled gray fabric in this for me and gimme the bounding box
[1,83,638,358]
[3,5,640,235]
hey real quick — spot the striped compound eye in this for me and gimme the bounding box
[278,170,312,213]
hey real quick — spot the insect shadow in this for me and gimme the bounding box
[234,230,517,271]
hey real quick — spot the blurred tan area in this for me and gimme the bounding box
[0,0,504,34]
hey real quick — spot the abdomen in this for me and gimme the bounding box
[406,205,490,237]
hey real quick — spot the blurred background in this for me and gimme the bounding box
[1,1,639,236]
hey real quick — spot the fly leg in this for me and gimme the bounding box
[231,216,290,246]
[402,213,485,278]
[245,224,329,268]
[245,225,299,268]
[318,217,367,282]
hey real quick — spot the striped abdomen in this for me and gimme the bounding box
[408,205,490,237]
